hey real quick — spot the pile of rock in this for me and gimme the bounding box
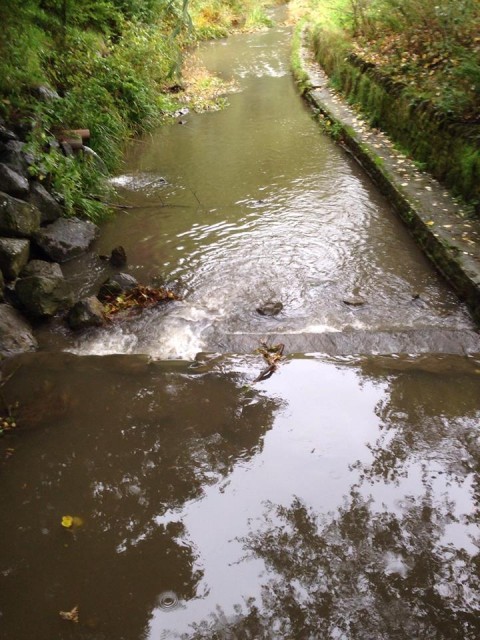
[0,122,99,358]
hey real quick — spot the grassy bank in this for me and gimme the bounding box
[290,0,480,213]
[0,0,274,221]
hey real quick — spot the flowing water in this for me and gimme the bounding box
[38,10,477,359]
[1,9,479,640]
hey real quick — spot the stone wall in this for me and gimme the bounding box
[311,30,480,213]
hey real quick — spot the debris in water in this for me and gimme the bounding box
[102,285,181,319]
[61,515,84,530]
[254,342,284,382]
[0,397,19,436]
[0,415,17,435]
[59,605,79,623]
[109,245,127,267]
[256,301,283,317]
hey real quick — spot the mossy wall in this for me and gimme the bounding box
[311,29,480,213]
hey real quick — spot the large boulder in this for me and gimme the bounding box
[0,238,30,280]
[15,260,74,318]
[34,216,99,262]
[67,296,105,330]
[0,304,37,357]
[0,163,29,197]
[28,181,63,225]
[0,192,41,238]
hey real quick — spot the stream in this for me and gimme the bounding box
[1,8,479,640]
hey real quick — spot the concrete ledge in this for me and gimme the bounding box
[294,29,480,326]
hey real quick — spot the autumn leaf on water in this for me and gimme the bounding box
[59,605,79,623]
[61,515,84,529]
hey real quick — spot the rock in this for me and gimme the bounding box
[0,238,30,280]
[0,140,34,178]
[34,216,99,262]
[109,245,127,267]
[0,125,18,143]
[15,260,74,318]
[67,296,105,330]
[20,259,59,278]
[33,85,61,102]
[343,296,366,307]
[0,192,41,238]
[98,273,138,300]
[256,301,283,316]
[0,304,37,357]
[28,181,63,224]
[0,270,4,301]
[0,163,29,197]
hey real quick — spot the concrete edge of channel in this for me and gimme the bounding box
[294,28,480,328]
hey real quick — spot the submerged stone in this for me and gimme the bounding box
[98,272,138,300]
[67,296,105,330]
[257,301,283,316]
[343,296,366,307]
[109,245,127,268]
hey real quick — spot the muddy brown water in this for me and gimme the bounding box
[1,9,480,640]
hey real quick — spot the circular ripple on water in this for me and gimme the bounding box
[157,591,180,612]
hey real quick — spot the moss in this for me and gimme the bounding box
[290,24,312,95]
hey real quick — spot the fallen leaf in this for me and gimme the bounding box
[59,605,79,623]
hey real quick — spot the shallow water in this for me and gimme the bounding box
[1,9,480,640]
[0,352,479,639]
[43,9,477,359]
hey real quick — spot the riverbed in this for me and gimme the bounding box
[0,8,479,640]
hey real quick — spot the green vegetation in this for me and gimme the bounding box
[0,0,274,221]
[290,0,480,120]
[290,22,312,95]
[190,0,274,39]
[290,0,480,212]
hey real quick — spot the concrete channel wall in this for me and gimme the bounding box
[293,29,480,326]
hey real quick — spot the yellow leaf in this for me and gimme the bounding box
[426,221,435,226]
[61,515,73,528]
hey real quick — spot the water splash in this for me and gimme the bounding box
[157,591,180,612]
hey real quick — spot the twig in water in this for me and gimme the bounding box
[254,343,284,383]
